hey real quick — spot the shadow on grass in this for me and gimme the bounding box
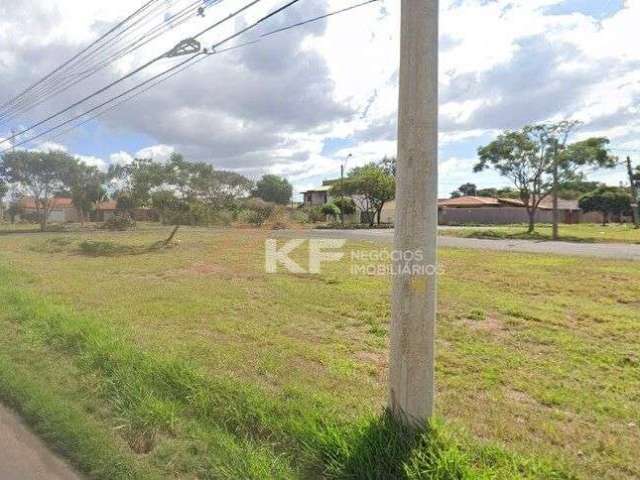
[77,226,181,257]
[311,410,468,479]
[77,239,175,257]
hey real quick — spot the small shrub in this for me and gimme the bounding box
[334,197,356,215]
[305,206,326,223]
[101,214,136,231]
[467,309,486,322]
[321,203,341,219]
[243,198,276,227]
[210,209,234,227]
[290,209,309,224]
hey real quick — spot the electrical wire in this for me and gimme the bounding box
[0,0,223,127]
[0,0,162,114]
[0,0,166,124]
[0,0,265,147]
[4,0,380,152]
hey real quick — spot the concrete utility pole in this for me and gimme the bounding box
[390,0,439,426]
[626,156,640,229]
[552,140,560,240]
[341,153,352,226]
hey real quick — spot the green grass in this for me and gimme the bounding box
[0,225,638,478]
[441,223,640,244]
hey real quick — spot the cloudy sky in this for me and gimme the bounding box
[0,0,638,198]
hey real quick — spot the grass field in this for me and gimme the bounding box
[440,223,640,244]
[0,225,638,479]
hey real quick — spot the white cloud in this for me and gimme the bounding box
[77,154,107,171]
[135,144,175,163]
[109,151,134,166]
[1,0,637,196]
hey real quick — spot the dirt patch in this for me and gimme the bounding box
[163,262,260,281]
[355,350,388,381]
[186,263,229,275]
[463,315,506,337]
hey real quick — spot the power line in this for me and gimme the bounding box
[0,0,166,124]
[0,0,220,127]
[0,0,162,114]
[1,0,265,147]
[6,0,380,153]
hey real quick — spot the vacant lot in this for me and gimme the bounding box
[441,223,640,244]
[0,226,638,479]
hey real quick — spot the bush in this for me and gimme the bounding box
[289,209,309,224]
[20,212,41,224]
[242,198,276,226]
[304,206,326,223]
[101,214,136,231]
[321,203,341,218]
[334,197,356,215]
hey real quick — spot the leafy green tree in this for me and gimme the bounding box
[0,180,7,221]
[380,156,397,177]
[476,124,613,233]
[451,182,477,198]
[0,150,78,231]
[333,197,356,215]
[336,163,395,226]
[253,175,292,205]
[556,179,603,200]
[476,128,548,233]
[68,164,106,225]
[579,187,632,225]
[109,158,167,212]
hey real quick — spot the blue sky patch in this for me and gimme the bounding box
[545,0,625,20]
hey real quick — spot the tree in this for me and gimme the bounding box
[335,163,395,226]
[68,164,106,225]
[476,124,614,233]
[0,150,78,231]
[579,187,632,225]
[380,156,397,177]
[451,182,477,198]
[476,128,551,233]
[0,179,7,221]
[333,197,356,215]
[253,175,292,205]
[556,179,603,200]
[109,158,167,213]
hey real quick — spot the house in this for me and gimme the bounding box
[438,195,587,225]
[95,200,118,222]
[302,185,334,208]
[17,197,81,223]
[95,200,158,222]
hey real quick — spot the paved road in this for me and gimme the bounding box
[283,229,640,261]
[0,405,81,480]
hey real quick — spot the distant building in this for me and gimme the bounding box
[438,195,589,225]
[95,200,157,222]
[95,200,118,222]
[17,197,81,223]
[301,185,334,208]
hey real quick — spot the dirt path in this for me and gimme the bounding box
[0,404,82,480]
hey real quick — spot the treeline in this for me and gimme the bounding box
[0,149,295,231]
